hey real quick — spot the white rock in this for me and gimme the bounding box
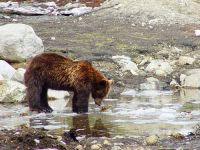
[178,56,195,65]
[11,68,25,83]
[0,60,16,79]
[103,140,112,145]
[0,23,44,62]
[182,74,200,88]
[0,74,4,80]
[61,7,92,16]
[195,30,200,36]
[140,77,159,90]
[0,80,26,103]
[145,60,173,76]
[112,55,138,75]
[48,90,69,99]
[91,144,102,150]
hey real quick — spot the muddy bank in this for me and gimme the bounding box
[1,125,200,149]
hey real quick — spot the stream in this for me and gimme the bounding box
[0,89,200,139]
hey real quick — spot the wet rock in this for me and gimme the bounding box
[178,56,195,65]
[140,77,159,90]
[170,79,180,89]
[75,145,84,150]
[145,135,159,145]
[11,68,25,83]
[0,80,25,103]
[145,60,173,76]
[0,60,16,79]
[91,144,102,150]
[112,55,138,75]
[0,23,44,62]
[48,90,69,100]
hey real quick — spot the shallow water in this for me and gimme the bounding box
[0,89,200,138]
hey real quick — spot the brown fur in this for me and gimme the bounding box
[24,52,112,113]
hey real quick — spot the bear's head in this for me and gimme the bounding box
[92,79,112,106]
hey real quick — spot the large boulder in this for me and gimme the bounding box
[0,60,16,79]
[0,23,44,62]
[11,68,25,83]
[0,80,26,103]
[145,60,173,76]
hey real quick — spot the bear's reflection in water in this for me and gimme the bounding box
[29,114,110,138]
[73,114,110,137]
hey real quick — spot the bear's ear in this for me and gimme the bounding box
[98,79,108,88]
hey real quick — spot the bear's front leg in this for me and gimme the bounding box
[26,86,44,112]
[40,87,53,113]
[72,90,89,113]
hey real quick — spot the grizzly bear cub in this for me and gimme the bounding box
[24,53,112,113]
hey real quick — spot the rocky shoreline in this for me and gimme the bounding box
[0,0,200,149]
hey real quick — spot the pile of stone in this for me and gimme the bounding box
[0,1,94,16]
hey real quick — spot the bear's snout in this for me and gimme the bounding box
[94,98,102,106]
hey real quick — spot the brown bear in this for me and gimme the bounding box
[24,52,112,113]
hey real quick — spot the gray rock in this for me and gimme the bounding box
[0,23,44,62]
[145,60,173,76]
[0,60,16,79]
[0,80,26,103]
[11,68,25,83]
[112,55,138,75]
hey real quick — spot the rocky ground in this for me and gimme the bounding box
[0,0,200,149]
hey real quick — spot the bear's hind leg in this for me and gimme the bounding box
[40,87,53,113]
